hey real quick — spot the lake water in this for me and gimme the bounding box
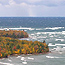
[0,17,65,65]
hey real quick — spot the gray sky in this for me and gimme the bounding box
[0,0,65,17]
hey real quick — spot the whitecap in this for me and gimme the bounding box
[62,31,65,35]
[59,52,63,54]
[4,27,34,30]
[0,62,14,65]
[0,28,5,30]
[37,36,47,38]
[41,32,62,35]
[46,56,64,59]
[38,40,40,41]
[22,60,27,64]
[55,44,65,46]
[46,56,54,58]
[48,43,56,46]
[41,32,47,34]
[24,30,27,31]
[29,28,35,31]
[55,39,64,41]
[45,27,64,30]
[32,37,37,40]
[21,57,25,61]
[31,34,35,35]
[36,32,41,34]
[62,31,65,33]
[36,28,43,30]
[51,48,57,51]
[16,56,21,58]
[28,57,34,60]
[27,39,30,40]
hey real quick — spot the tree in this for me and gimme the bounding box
[19,49,21,53]
[17,45,20,49]
[43,40,45,43]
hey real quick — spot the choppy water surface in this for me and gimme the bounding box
[0,53,65,65]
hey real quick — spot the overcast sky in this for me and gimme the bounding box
[0,0,65,17]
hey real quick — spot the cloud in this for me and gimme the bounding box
[12,0,65,6]
[9,0,16,5]
[42,0,65,6]
[0,0,9,5]
[27,0,42,3]
[0,2,30,17]
[0,0,65,7]
[13,0,42,4]
[0,0,65,17]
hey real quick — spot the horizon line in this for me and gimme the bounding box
[0,16,65,17]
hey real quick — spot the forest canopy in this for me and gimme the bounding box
[0,30,28,38]
[0,30,49,58]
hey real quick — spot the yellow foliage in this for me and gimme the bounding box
[1,54,2,57]
[17,49,20,53]
[43,43,46,47]
[14,51,18,54]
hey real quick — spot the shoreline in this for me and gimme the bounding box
[0,52,50,59]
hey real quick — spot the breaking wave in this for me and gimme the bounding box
[46,56,65,59]
[0,62,14,65]
[45,27,64,30]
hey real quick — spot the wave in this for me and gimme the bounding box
[0,27,35,31]
[37,36,47,38]
[48,43,56,46]
[31,34,35,35]
[22,60,27,64]
[62,31,65,35]
[28,57,34,60]
[0,62,14,65]
[36,28,43,30]
[55,39,64,41]
[36,32,41,35]
[33,31,65,36]
[45,27,64,30]
[48,43,65,47]
[16,56,21,58]
[46,56,65,59]
[49,45,65,54]
[55,44,65,46]
[36,32,62,35]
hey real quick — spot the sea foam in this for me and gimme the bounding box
[0,62,14,65]
[45,27,64,30]
[46,56,64,59]
[55,39,64,41]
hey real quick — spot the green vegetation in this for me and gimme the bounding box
[0,30,28,38]
[0,30,49,58]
